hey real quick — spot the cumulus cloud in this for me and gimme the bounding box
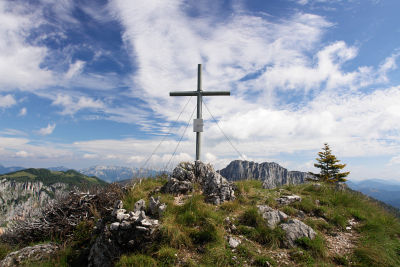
[36,123,56,136]
[0,94,16,108]
[0,2,54,91]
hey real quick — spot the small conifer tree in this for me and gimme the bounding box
[311,143,349,183]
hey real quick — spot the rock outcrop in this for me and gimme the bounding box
[280,219,316,247]
[162,161,235,205]
[0,243,59,267]
[257,205,288,229]
[276,195,302,205]
[0,179,68,225]
[219,160,313,189]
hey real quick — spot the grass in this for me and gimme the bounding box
[0,168,107,188]
[116,254,157,267]
[2,178,400,266]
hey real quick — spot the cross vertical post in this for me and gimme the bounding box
[170,64,230,161]
[196,64,202,161]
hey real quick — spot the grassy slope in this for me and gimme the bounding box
[0,168,107,188]
[2,177,400,266]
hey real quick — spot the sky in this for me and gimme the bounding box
[1,0,400,181]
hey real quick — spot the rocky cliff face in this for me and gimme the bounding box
[0,179,68,225]
[219,160,312,189]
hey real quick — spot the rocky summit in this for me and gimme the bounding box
[219,160,313,189]
[162,161,236,205]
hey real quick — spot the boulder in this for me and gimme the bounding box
[280,219,316,248]
[0,243,59,267]
[257,205,288,229]
[162,161,236,205]
[276,195,301,205]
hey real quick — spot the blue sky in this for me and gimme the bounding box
[1,0,400,181]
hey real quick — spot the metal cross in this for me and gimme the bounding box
[170,64,230,161]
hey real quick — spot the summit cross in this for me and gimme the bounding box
[170,64,230,161]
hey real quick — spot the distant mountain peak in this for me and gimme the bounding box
[219,160,312,189]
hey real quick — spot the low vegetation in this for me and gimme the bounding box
[1,176,400,266]
[0,168,107,188]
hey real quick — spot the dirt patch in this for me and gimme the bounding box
[325,219,360,256]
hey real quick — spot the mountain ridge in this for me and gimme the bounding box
[219,160,313,189]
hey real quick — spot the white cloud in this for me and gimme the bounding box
[0,94,16,108]
[52,94,105,115]
[388,155,400,166]
[0,2,54,91]
[65,60,86,79]
[15,150,29,158]
[36,123,56,136]
[19,107,27,116]
[0,129,27,136]
[83,153,99,159]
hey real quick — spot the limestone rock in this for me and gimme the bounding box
[149,196,167,217]
[134,199,146,213]
[280,219,316,248]
[0,179,69,225]
[110,222,120,231]
[162,161,236,205]
[0,243,59,267]
[257,205,288,229]
[88,200,160,267]
[161,177,193,195]
[218,160,313,189]
[276,195,302,205]
[228,236,241,248]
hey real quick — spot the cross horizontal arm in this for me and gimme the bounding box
[170,91,230,96]
[170,91,198,96]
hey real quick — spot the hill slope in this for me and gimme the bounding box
[0,168,106,225]
[347,179,400,209]
[1,172,400,266]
